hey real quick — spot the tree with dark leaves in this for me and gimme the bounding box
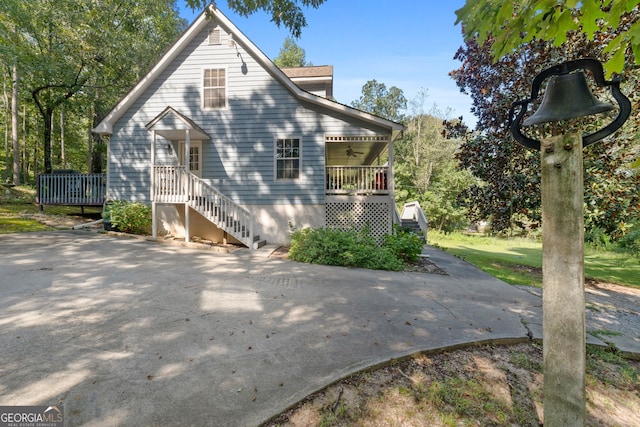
[450,22,640,238]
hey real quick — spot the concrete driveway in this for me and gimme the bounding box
[0,231,637,426]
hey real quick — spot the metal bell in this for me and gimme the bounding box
[523,71,614,126]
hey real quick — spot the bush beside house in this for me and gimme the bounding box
[288,225,424,271]
[104,201,152,235]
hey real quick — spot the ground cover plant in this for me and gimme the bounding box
[428,231,640,289]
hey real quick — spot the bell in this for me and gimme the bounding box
[523,71,614,126]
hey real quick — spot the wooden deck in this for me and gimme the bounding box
[37,172,106,211]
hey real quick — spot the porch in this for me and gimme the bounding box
[324,135,392,195]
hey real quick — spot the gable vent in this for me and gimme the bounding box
[209,27,221,45]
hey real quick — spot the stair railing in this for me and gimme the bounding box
[152,166,253,247]
[186,171,253,247]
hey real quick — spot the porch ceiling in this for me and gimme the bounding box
[325,141,388,166]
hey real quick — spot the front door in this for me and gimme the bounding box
[179,140,202,178]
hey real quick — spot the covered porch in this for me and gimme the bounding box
[324,135,393,196]
[324,135,395,242]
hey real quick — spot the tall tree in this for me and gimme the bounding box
[4,0,184,174]
[186,0,328,38]
[450,26,640,236]
[455,0,640,77]
[394,92,474,231]
[273,37,309,67]
[351,80,407,123]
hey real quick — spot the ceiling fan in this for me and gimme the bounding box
[346,145,364,157]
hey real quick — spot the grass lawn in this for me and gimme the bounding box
[0,185,102,233]
[428,231,639,289]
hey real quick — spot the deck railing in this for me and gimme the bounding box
[326,166,389,195]
[37,173,106,207]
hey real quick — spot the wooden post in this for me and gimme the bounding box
[540,132,586,426]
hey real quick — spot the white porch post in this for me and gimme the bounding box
[151,130,157,239]
[184,129,191,243]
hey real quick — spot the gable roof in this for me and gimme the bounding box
[146,106,210,140]
[93,5,404,136]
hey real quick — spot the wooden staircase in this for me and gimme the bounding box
[399,201,428,242]
[153,166,266,249]
[400,219,424,239]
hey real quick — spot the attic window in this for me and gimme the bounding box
[209,27,221,45]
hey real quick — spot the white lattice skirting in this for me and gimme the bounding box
[325,196,394,242]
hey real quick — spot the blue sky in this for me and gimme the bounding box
[178,1,473,125]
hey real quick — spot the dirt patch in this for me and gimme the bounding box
[262,342,640,427]
[24,212,102,229]
[269,245,291,260]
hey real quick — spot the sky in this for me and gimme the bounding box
[177,0,474,126]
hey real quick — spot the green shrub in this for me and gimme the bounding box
[585,226,614,251]
[106,200,151,235]
[288,226,416,271]
[617,227,640,255]
[385,225,425,262]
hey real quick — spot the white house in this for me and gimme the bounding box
[93,4,404,248]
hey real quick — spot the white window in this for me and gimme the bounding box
[203,68,226,109]
[275,138,300,180]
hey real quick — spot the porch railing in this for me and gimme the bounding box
[326,166,389,195]
[153,165,188,203]
[152,165,253,247]
[37,172,106,207]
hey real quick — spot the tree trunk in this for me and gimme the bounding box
[3,71,8,182]
[12,61,20,185]
[22,105,28,184]
[60,105,65,168]
[43,107,53,173]
[90,104,105,173]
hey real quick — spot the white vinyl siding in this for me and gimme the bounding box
[275,138,300,180]
[203,68,226,109]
